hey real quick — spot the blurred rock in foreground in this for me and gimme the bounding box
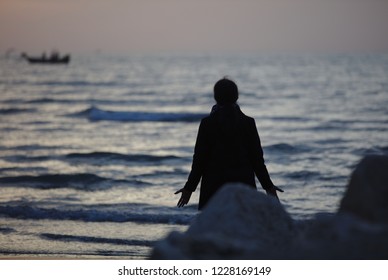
[151,155,388,259]
[339,155,388,224]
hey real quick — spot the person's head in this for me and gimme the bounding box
[213,78,238,105]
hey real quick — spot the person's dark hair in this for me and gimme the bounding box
[214,78,238,105]
[212,78,243,138]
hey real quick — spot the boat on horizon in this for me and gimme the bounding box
[21,52,70,64]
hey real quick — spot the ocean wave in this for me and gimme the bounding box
[66,152,179,162]
[0,204,193,225]
[2,155,51,162]
[312,119,388,132]
[139,168,188,178]
[264,143,315,160]
[0,249,137,257]
[0,227,16,234]
[265,143,304,153]
[27,98,79,104]
[33,80,122,88]
[354,146,388,156]
[266,116,314,122]
[0,144,61,151]
[72,106,206,122]
[287,170,321,180]
[40,233,155,247]
[1,151,180,165]
[0,173,148,190]
[0,108,36,114]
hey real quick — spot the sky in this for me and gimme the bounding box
[1,0,388,54]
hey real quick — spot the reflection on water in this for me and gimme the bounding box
[0,53,387,257]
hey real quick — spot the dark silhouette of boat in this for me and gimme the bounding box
[21,52,70,64]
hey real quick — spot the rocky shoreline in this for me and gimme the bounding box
[151,155,388,259]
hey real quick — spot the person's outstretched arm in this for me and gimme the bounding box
[247,118,283,199]
[175,119,210,207]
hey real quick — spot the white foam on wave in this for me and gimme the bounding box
[88,106,205,122]
[0,203,194,225]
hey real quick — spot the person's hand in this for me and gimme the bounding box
[266,185,284,201]
[175,188,193,207]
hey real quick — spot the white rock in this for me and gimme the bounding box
[152,183,294,259]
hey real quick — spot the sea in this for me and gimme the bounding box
[0,52,387,259]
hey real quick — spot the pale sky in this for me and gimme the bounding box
[1,0,388,54]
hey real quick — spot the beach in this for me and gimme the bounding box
[0,53,387,259]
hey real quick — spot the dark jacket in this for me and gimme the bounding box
[184,105,274,209]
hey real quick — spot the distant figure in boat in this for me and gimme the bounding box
[21,51,70,64]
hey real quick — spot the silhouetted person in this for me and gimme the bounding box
[175,78,283,210]
[50,51,59,61]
